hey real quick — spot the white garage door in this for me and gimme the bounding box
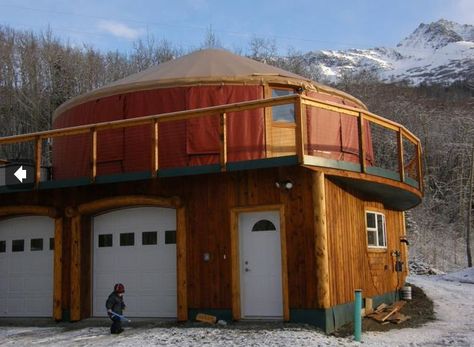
[93,207,177,317]
[0,216,54,317]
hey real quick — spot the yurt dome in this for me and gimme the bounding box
[52,49,370,180]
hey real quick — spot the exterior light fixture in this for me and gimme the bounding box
[275,180,293,190]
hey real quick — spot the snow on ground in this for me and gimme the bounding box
[1,272,473,347]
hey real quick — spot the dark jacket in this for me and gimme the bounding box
[105,292,125,315]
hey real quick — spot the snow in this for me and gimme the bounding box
[1,270,473,346]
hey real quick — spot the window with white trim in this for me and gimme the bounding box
[366,211,387,248]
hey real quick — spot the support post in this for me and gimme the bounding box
[354,289,362,342]
[151,120,159,177]
[358,113,366,173]
[397,129,405,182]
[312,171,330,308]
[295,97,305,164]
[90,128,97,183]
[70,214,81,321]
[219,113,227,171]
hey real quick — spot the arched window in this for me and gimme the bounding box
[251,219,277,232]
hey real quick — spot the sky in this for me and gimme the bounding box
[0,0,473,55]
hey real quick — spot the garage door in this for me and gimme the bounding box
[93,207,177,317]
[0,216,54,317]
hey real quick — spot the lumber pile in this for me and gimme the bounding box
[368,301,410,324]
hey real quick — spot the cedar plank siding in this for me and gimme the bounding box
[0,166,319,313]
[325,178,407,307]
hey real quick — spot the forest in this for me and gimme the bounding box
[0,25,472,271]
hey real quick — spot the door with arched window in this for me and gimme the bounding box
[239,210,282,318]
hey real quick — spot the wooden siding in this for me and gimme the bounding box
[325,178,407,306]
[0,166,319,315]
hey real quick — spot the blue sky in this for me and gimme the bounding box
[0,0,472,54]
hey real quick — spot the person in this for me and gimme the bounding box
[106,283,126,334]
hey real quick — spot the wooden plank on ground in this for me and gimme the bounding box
[196,313,217,324]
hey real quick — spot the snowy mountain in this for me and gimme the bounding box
[304,19,474,85]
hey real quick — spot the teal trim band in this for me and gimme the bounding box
[95,171,150,184]
[404,176,419,188]
[227,155,298,171]
[366,166,400,181]
[290,309,333,333]
[158,164,221,177]
[188,309,232,322]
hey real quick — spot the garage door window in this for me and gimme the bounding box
[142,231,157,245]
[165,230,176,244]
[0,240,5,252]
[12,239,24,252]
[99,234,113,247]
[31,238,43,251]
[50,238,54,250]
[120,233,135,246]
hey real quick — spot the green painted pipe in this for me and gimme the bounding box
[354,289,362,342]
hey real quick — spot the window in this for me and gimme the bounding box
[12,239,24,252]
[251,219,277,232]
[120,233,135,246]
[366,211,387,248]
[0,240,5,253]
[50,238,55,250]
[98,234,113,247]
[165,230,176,244]
[142,231,158,245]
[271,88,295,123]
[31,238,43,251]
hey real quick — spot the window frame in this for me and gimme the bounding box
[270,87,296,124]
[365,210,387,249]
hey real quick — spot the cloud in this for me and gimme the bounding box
[97,20,143,40]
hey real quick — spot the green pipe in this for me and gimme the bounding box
[354,289,362,342]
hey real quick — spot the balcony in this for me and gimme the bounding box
[0,94,423,210]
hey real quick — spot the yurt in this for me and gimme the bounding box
[0,49,423,332]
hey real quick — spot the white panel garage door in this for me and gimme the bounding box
[0,216,54,317]
[93,207,177,317]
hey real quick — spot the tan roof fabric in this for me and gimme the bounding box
[54,49,366,118]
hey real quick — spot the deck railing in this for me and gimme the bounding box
[0,94,423,193]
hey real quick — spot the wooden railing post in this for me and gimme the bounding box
[219,112,227,171]
[90,128,97,183]
[358,113,366,173]
[151,120,159,177]
[34,136,42,188]
[397,129,405,183]
[295,96,305,164]
[417,142,423,192]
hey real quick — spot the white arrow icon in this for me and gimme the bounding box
[14,166,27,183]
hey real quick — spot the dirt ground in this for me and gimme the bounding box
[332,283,435,337]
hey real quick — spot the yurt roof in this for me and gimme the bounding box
[54,48,366,118]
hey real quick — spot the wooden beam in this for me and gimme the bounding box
[397,128,405,183]
[294,98,305,164]
[219,113,227,171]
[77,195,181,215]
[70,215,81,321]
[34,136,42,188]
[90,128,97,183]
[53,217,63,321]
[358,113,366,174]
[151,120,159,177]
[176,206,188,321]
[312,171,331,308]
[0,205,58,218]
[417,143,423,192]
[302,98,359,117]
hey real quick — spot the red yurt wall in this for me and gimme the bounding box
[52,85,265,179]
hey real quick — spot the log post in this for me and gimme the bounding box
[312,171,331,308]
[53,217,63,321]
[70,214,81,321]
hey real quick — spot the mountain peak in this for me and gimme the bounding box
[396,19,472,50]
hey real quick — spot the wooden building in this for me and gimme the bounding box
[0,49,423,332]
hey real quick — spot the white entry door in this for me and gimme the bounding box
[239,211,283,318]
[0,216,54,317]
[93,207,177,317]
